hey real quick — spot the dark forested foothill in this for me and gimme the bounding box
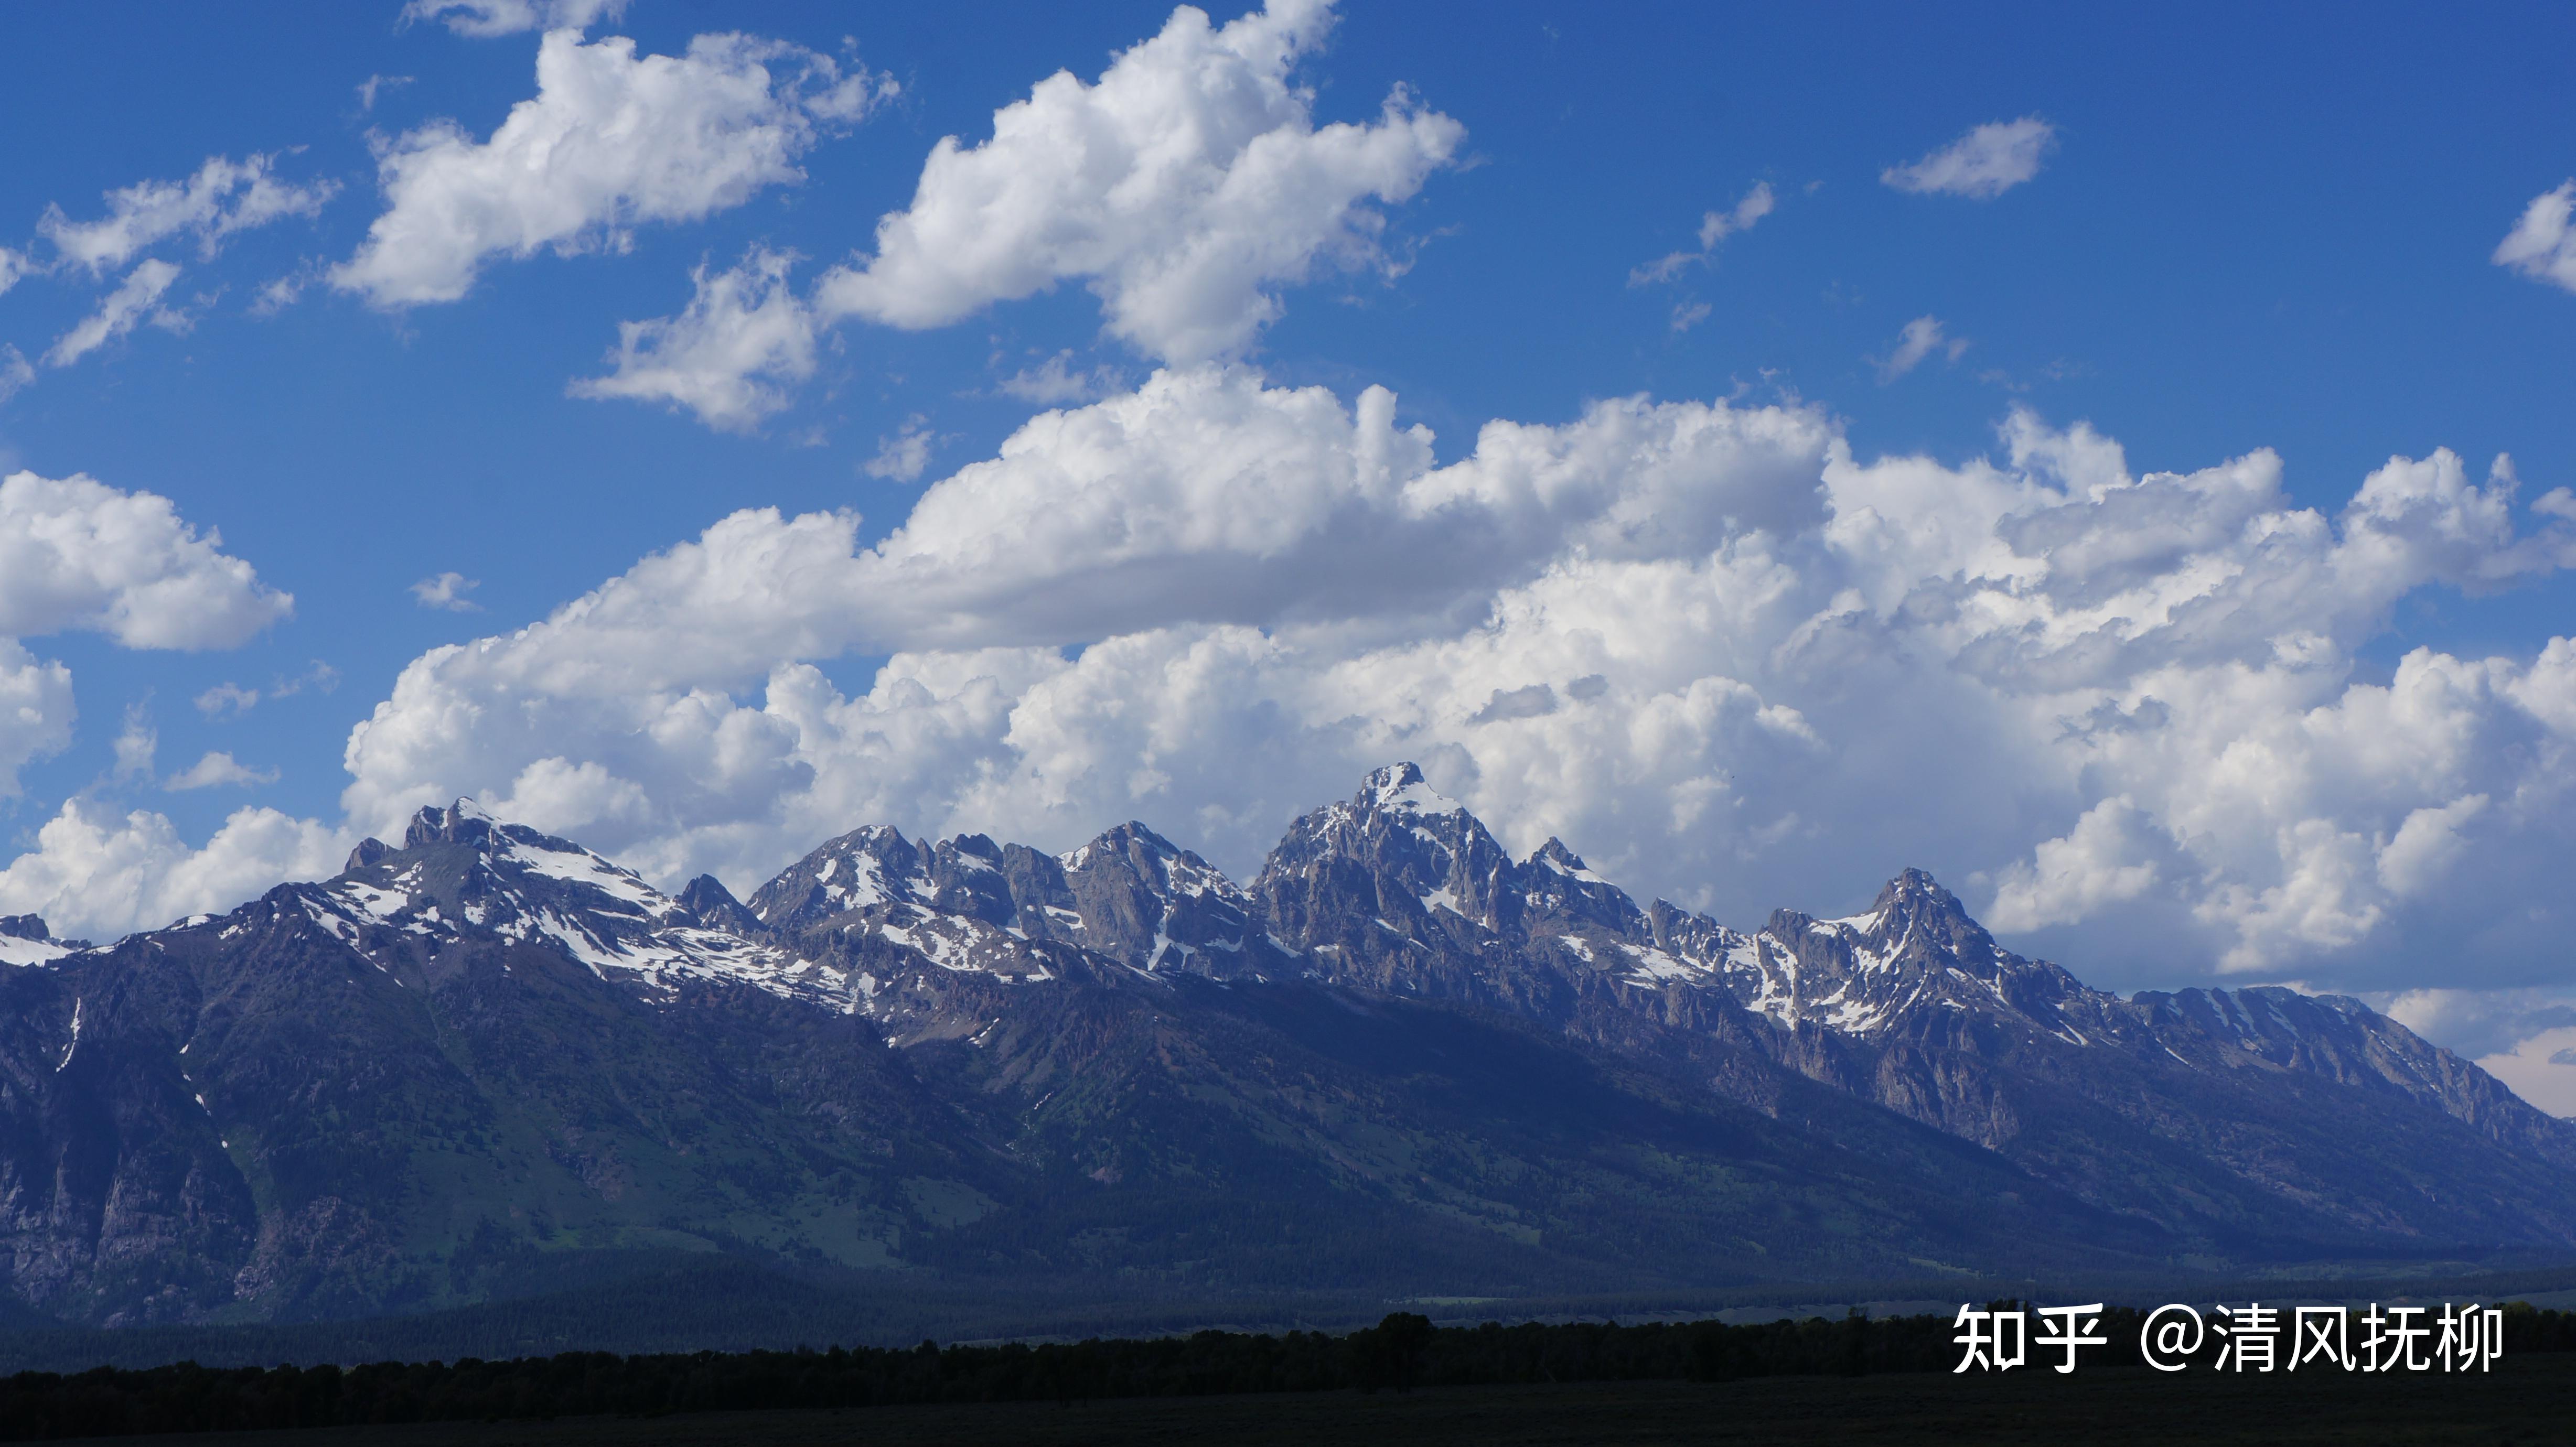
[2,1306,2573,1441]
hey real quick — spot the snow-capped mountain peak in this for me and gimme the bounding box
[1364,761,1465,816]
[304,800,840,1005]
[747,823,936,933]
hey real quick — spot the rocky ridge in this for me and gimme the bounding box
[2,763,2570,1326]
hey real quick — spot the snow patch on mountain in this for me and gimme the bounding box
[0,934,73,967]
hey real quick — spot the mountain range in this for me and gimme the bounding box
[2,763,2570,1329]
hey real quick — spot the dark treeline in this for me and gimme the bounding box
[10,1256,2574,1375]
[2,1304,2572,1440]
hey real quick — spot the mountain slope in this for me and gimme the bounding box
[1233,769,2576,1251]
[2,770,2570,1327]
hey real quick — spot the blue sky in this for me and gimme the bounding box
[5,2,2576,1104]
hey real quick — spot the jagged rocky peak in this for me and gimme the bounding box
[1261,764,1512,901]
[1846,868,2001,960]
[0,913,48,942]
[1766,868,1983,960]
[925,833,1019,926]
[1727,867,2111,1045]
[1062,822,1243,902]
[1251,763,1522,964]
[1870,866,1972,925]
[1064,820,1184,876]
[1364,761,1465,816]
[1052,820,1276,973]
[748,823,931,931]
[1527,837,1589,873]
[1517,836,1649,934]
[677,874,763,935]
[295,800,829,1005]
[335,797,688,935]
[404,797,502,849]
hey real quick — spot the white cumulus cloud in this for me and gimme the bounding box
[0,471,289,795]
[581,1,1462,431]
[332,29,891,307]
[17,361,2576,1102]
[813,0,1459,364]
[568,247,818,430]
[319,368,2576,1052]
[2494,180,2576,294]
[1883,117,2055,199]
[0,800,349,941]
[0,470,294,648]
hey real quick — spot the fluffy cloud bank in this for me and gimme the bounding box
[0,801,347,941]
[582,0,1463,428]
[0,470,292,801]
[333,28,890,307]
[0,471,293,650]
[10,363,2576,1099]
[313,364,2576,1024]
[815,0,1457,361]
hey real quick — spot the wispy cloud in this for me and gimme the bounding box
[1873,314,1968,382]
[165,751,279,791]
[194,662,338,718]
[356,74,414,112]
[1630,181,1775,286]
[411,573,482,612]
[399,0,628,38]
[45,260,181,367]
[111,704,155,782]
[863,416,936,482]
[1883,117,2055,199]
[999,350,1122,406]
[39,153,337,274]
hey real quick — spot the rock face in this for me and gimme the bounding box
[2,766,2571,1326]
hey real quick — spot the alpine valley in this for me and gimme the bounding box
[2,764,2571,1333]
